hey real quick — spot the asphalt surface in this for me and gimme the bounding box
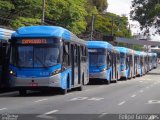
[0,66,160,120]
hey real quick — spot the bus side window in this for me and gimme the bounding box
[107,51,111,69]
[126,55,129,68]
[74,45,78,66]
[63,42,70,69]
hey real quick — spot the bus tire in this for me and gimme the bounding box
[19,90,27,96]
[60,89,67,95]
[77,73,84,91]
[113,73,118,83]
[77,85,83,91]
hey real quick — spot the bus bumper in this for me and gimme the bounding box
[89,71,107,79]
[9,74,61,88]
[120,70,126,78]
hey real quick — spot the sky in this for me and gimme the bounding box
[107,0,140,35]
[107,0,160,41]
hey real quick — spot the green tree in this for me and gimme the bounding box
[0,0,88,34]
[88,0,108,13]
[130,0,160,34]
[90,12,131,40]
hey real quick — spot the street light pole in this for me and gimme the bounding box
[90,14,95,41]
[41,0,45,25]
[111,17,114,36]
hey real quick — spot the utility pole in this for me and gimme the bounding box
[90,15,95,41]
[111,17,114,36]
[41,0,45,25]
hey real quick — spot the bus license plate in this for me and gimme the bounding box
[29,83,38,87]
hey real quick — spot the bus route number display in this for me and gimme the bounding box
[21,39,47,44]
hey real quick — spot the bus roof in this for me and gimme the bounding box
[11,26,85,44]
[0,28,15,41]
[115,47,131,54]
[87,41,113,50]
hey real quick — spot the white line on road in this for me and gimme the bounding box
[0,108,7,111]
[98,113,108,118]
[146,86,150,89]
[131,94,136,98]
[34,99,48,103]
[44,110,59,115]
[139,81,143,83]
[140,90,144,93]
[66,93,73,95]
[118,101,126,106]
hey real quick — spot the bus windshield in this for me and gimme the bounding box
[10,45,60,68]
[89,49,106,67]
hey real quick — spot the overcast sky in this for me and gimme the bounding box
[107,0,141,35]
[107,0,160,41]
[107,0,132,16]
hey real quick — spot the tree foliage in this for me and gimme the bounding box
[130,0,160,35]
[0,0,131,39]
[87,0,108,13]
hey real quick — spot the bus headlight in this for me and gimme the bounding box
[50,69,61,76]
[9,70,16,76]
[101,68,107,72]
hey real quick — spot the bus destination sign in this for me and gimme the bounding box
[21,39,47,44]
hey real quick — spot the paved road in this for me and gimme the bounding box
[0,66,160,120]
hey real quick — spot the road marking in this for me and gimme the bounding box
[118,101,126,106]
[140,90,144,93]
[44,110,59,115]
[0,108,7,111]
[70,97,88,101]
[139,81,143,83]
[98,113,108,118]
[146,86,150,89]
[88,97,104,101]
[34,99,48,103]
[148,100,160,104]
[66,93,73,95]
[131,94,136,98]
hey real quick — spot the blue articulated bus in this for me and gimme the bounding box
[87,41,120,84]
[152,53,157,69]
[8,26,89,95]
[115,47,134,80]
[143,52,148,74]
[148,53,153,71]
[135,51,143,76]
[0,28,14,89]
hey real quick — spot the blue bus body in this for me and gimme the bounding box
[148,53,154,71]
[0,28,14,88]
[152,53,157,69]
[115,47,134,79]
[9,26,89,95]
[135,51,143,76]
[87,41,120,83]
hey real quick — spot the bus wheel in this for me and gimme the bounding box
[77,85,83,91]
[19,90,27,96]
[60,89,67,95]
[107,80,110,84]
[77,74,84,91]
